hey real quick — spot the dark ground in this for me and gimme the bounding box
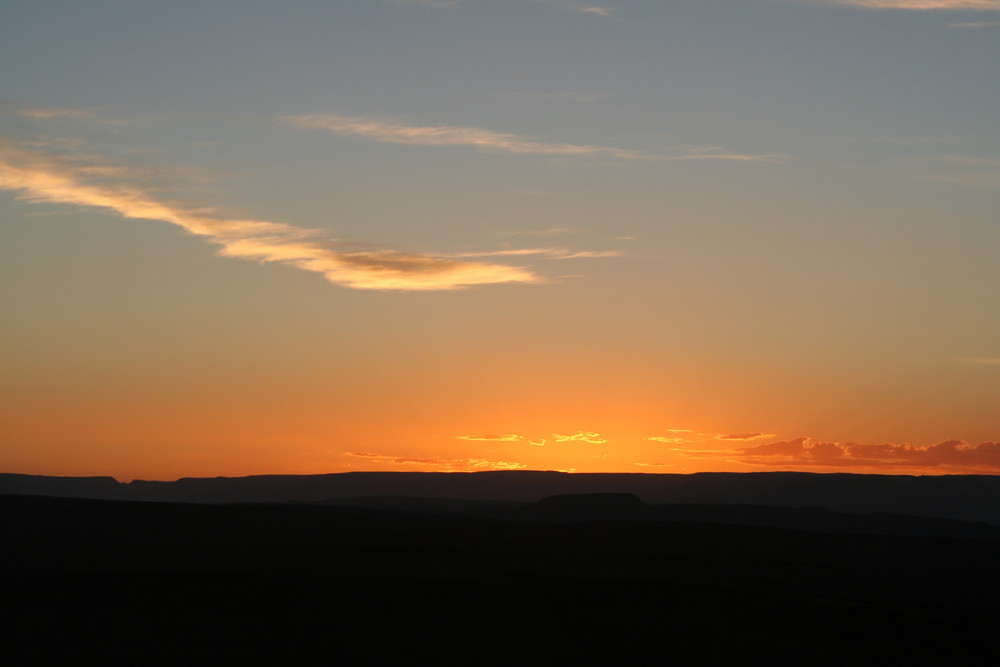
[2,494,999,665]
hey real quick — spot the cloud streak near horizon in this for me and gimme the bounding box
[738,437,1000,472]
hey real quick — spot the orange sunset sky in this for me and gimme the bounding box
[2,0,999,480]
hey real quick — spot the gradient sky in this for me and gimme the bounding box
[2,0,999,480]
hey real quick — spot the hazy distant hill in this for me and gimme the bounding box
[3,470,1000,525]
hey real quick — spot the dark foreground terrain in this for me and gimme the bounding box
[2,493,999,665]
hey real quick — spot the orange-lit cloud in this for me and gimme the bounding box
[456,434,523,442]
[346,452,526,470]
[553,431,607,444]
[737,437,1000,472]
[0,138,546,290]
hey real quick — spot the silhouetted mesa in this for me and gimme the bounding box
[522,493,647,522]
[4,470,1000,525]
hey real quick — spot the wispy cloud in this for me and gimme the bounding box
[0,138,541,290]
[283,114,790,164]
[531,0,620,16]
[823,1,1000,9]
[346,452,526,470]
[283,114,649,160]
[671,145,790,163]
[647,430,774,443]
[19,107,95,120]
[646,435,689,444]
[553,431,607,444]
[447,248,623,259]
[456,434,523,442]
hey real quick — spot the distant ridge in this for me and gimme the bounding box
[3,470,1000,525]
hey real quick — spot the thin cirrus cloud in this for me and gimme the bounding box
[455,434,524,442]
[647,430,774,443]
[18,107,96,119]
[282,114,789,164]
[283,114,649,160]
[0,137,560,291]
[447,248,624,259]
[531,0,620,16]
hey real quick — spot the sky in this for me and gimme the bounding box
[2,0,999,481]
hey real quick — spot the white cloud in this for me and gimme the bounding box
[0,138,541,291]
